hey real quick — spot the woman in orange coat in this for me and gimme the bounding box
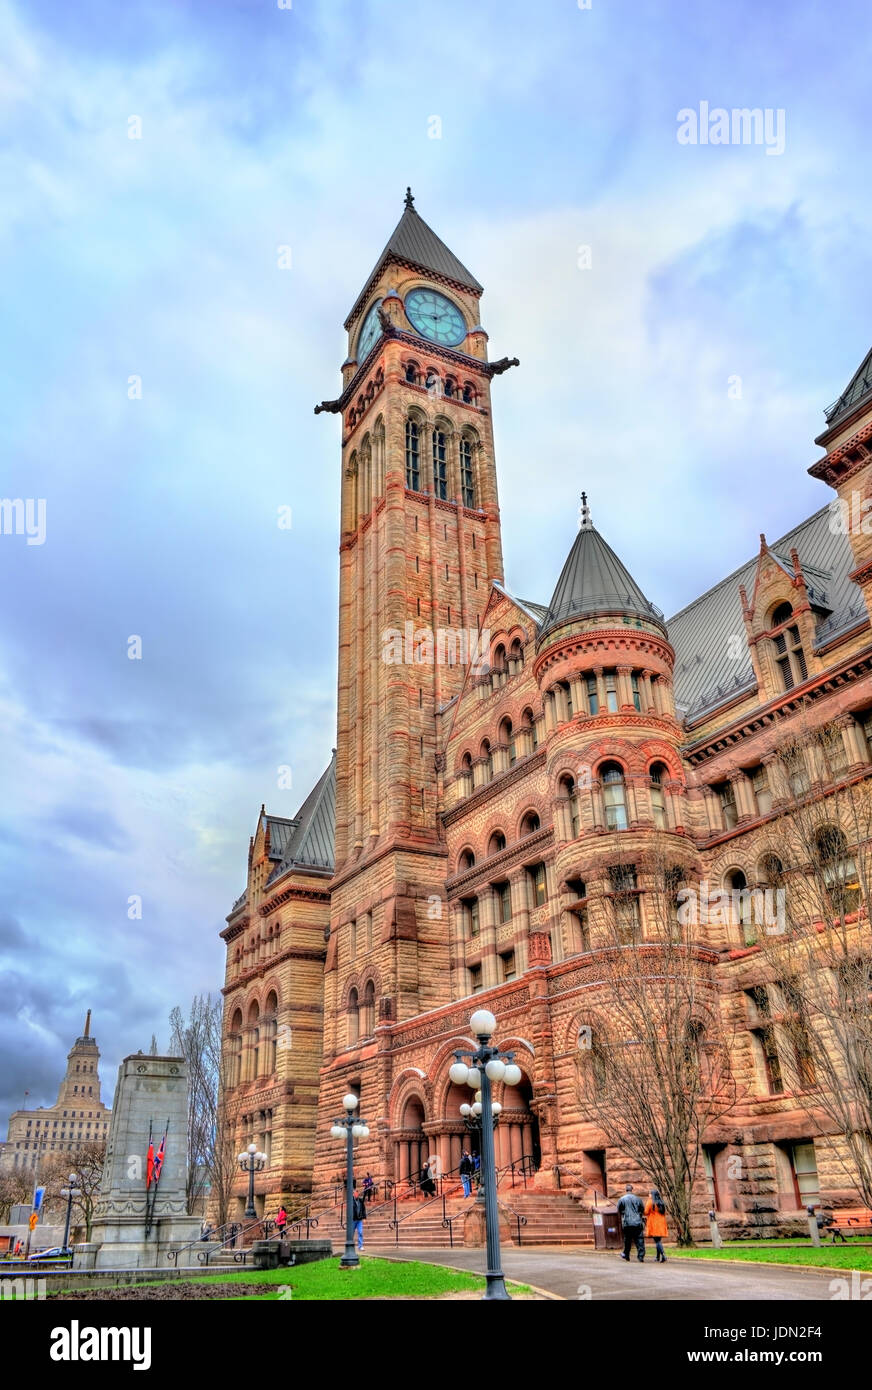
[644,1189,668,1262]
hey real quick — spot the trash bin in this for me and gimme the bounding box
[592,1204,623,1250]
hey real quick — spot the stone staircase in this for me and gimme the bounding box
[312,1186,595,1250]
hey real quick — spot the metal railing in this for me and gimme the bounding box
[166,1217,262,1267]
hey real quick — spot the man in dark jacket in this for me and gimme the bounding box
[617,1184,646,1262]
[352,1188,367,1252]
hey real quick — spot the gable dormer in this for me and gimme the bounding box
[739,534,828,701]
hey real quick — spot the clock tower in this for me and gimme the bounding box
[314,189,517,1052]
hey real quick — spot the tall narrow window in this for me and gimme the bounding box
[585,674,599,715]
[433,429,447,499]
[649,763,667,829]
[361,980,375,1037]
[751,764,772,816]
[528,863,547,906]
[773,624,808,690]
[601,762,628,831]
[631,673,642,711]
[604,671,619,712]
[608,864,640,942]
[459,436,475,507]
[496,881,512,923]
[405,419,420,491]
[347,988,360,1046]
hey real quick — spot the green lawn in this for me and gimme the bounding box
[49,1259,529,1301]
[196,1258,487,1299]
[671,1244,872,1272]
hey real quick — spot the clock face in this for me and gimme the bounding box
[405,288,467,347]
[357,300,383,360]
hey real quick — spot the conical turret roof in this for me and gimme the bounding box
[540,503,664,642]
[345,189,482,328]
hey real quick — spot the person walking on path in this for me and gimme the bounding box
[459,1150,474,1198]
[644,1189,668,1262]
[352,1187,367,1252]
[617,1183,646,1262]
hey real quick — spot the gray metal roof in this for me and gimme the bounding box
[346,195,482,327]
[263,816,298,860]
[267,751,336,881]
[824,343,872,428]
[539,523,665,641]
[666,506,867,718]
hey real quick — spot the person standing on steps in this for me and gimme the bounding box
[644,1188,668,1262]
[617,1183,646,1262]
[352,1187,367,1252]
[459,1150,474,1198]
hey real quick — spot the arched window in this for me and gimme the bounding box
[601,762,628,831]
[488,830,506,856]
[815,825,859,916]
[509,637,524,671]
[560,774,580,837]
[521,707,538,750]
[425,369,441,395]
[480,739,492,782]
[361,980,376,1037]
[458,847,476,872]
[521,810,540,836]
[770,601,793,627]
[459,435,475,507]
[725,867,753,942]
[405,362,419,384]
[433,429,447,499]
[492,643,507,673]
[347,988,360,1046]
[462,382,475,404]
[405,419,420,490]
[499,717,515,765]
[264,991,278,1074]
[649,762,667,829]
[757,853,784,888]
[444,376,456,399]
[247,1001,260,1080]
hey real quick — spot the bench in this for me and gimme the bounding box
[821,1208,872,1241]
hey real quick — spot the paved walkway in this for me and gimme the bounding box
[391,1246,839,1300]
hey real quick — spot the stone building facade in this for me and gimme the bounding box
[219,193,872,1232]
[1,1011,111,1173]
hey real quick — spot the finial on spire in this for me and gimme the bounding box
[404,186,415,210]
[84,1008,91,1038]
[579,491,592,531]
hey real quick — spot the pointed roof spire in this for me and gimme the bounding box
[345,192,482,329]
[539,509,665,642]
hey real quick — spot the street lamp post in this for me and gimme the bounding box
[329,1093,370,1269]
[60,1173,78,1253]
[447,1009,523,1301]
[238,1142,266,1219]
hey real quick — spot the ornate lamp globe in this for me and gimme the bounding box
[330,1125,344,1139]
[485,1059,506,1082]
[470,1009,496,1038]
[459,1103,472,1117]
[466,1067,481,1089]
[449,1061,470,1085]
[247,1142,257,1155]
[503,1063,522,1087]
[343,1093,359,1112]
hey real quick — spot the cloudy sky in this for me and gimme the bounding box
[1,0,871,1125]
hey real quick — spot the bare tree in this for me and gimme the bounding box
[40,1143,106,1240]
[167,993,237,1222]
[755,718,872,1206]
[0,1169,33,1223]
[576,839,743,1245]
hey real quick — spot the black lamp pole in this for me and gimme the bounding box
[331,1094,370,1269]
[61,1175,78,1251]
[450,1009,521,1301]
[239,1144,265,1219]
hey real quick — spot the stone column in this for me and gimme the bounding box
[616,665,634,710]
[640,669,656,714]
[840,714,869,768]
[543,689,557,734]
[731,770,755,822]
[479,887,499,990]
[594,666,606,714]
